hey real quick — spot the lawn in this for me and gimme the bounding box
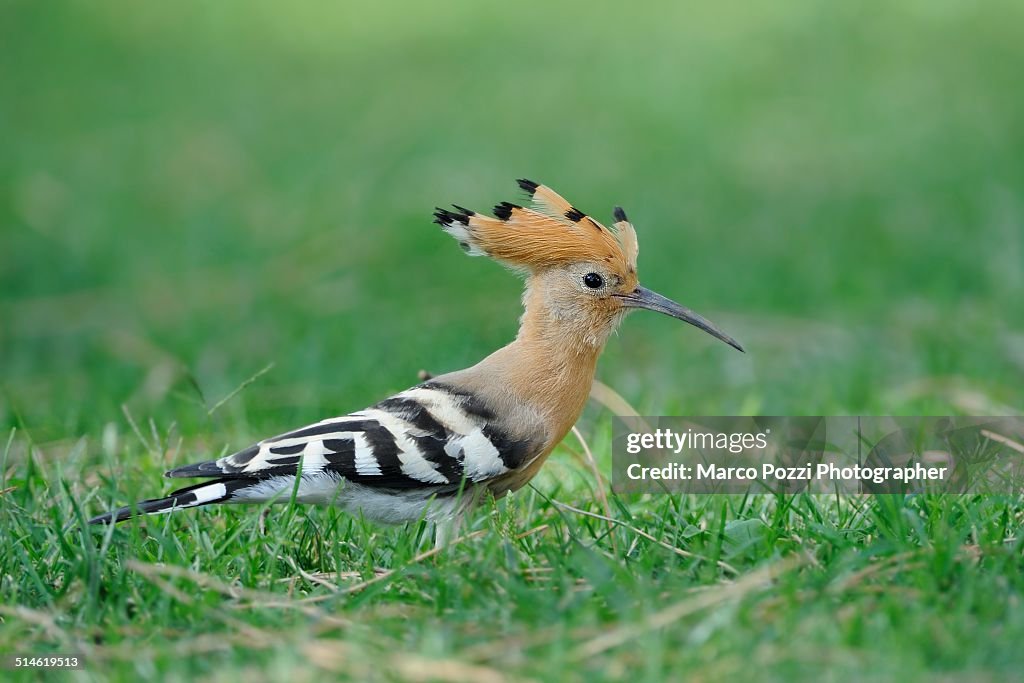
[2,1,1023,680]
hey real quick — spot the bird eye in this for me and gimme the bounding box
[583,272,604,289]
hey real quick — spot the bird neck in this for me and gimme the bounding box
[491,281,605,439]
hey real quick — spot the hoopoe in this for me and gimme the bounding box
[89,180,743,543]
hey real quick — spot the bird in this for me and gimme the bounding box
[89,179,744,544]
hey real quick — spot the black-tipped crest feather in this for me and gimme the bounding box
[433,207,469,226]
[493,201,520,221]
[517,178,539,195]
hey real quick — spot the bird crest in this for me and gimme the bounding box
[434,179,639,275]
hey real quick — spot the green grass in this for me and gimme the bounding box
[2,0,1023,680]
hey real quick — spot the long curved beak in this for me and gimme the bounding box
[617,286,745,352]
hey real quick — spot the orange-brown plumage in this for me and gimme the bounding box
[433,180,741,502]
[92,179,740,544]
[437,182,637,277]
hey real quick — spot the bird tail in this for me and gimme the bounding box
[88,479,250,524]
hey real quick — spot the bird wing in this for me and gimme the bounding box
[165,381,539,490]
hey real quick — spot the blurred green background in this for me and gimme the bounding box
[2,0,1022,451]
[3,3,1024,680]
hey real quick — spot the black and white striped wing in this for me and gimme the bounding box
[165,382,537,491]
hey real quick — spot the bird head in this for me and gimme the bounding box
[434,180,744,353]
